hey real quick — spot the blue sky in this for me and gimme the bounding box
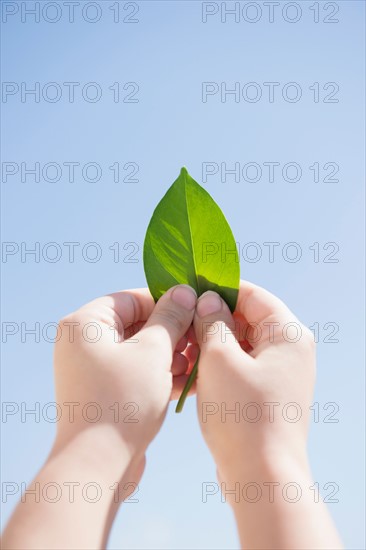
[1,1,365,548]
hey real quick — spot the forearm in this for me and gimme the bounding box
[224,454,343,550]
[2,426,137,550]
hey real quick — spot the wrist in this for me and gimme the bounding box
[218,443,311,488]
[2,426,143,550]
[50,424,139,482]
[216,449,312,515]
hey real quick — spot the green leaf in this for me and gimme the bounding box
[143,167,240,413]
[143,167,240,312]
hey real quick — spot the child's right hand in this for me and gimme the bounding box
[193,280,316,484]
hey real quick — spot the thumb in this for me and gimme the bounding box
[139,285,197,362]
[193,291,241,355]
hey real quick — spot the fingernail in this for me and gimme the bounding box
[171,285,197,310]
[197,291,222,317]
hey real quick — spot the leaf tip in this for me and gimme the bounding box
[180,166,189,177]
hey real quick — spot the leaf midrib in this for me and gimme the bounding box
[183,171,200,295]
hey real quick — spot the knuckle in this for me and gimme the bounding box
[58,312,76,332]
[153,307,186,333]
[297,325,316,356]
[204,342,228,364]
[302,326,316,347]
[57,311,86,344]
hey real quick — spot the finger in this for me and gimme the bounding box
[186,325,198,345]
[108,288,155,326]
[235,280,300,350]
[124,320,145,341]
[232,310,250,343]
[184,343,200,369]
[170,374,197,401]
[138,285,197,365]
[175,334,188,353]
[75,288,155,341]
[171,352,189,376]
[239,338,253,354]
[128,321,192,350]
[193,291,243,357]
[58,289,155,349]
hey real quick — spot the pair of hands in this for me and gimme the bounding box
[54,280,315,489]
[4,280,343,550]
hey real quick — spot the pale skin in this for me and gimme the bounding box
[1,281,343,550]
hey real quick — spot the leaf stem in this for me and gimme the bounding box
[175,352,200,413]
